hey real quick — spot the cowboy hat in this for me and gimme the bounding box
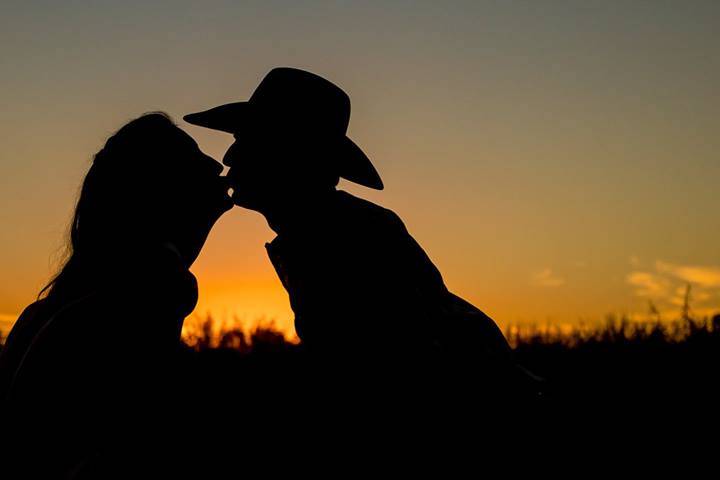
[183,67,383,190]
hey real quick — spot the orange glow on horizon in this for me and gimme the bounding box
[192,278,296,338]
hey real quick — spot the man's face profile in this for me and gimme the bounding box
[224,125,322,211]
[224,128,285,210]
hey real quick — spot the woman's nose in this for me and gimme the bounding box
[203,154,224,175]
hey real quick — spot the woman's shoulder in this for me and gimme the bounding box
[2,299,54,359]
[0,296,96,401]
[41,292,131,348]
[11,292,120,365]
[16,298,52,325]
[21,293,121,358]
[15,295,97,351]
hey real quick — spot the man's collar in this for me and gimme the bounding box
[262,188,340,236]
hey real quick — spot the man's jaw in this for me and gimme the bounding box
[230,189,261,212]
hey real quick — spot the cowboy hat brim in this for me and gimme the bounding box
[183,102,251,134]
[183,103,384,190]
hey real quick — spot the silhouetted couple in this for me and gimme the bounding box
[0,68,533,478]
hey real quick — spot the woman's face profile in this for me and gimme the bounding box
[168,129,230,204]
[160,128,233,264]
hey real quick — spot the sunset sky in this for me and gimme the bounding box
[1,1,719,337]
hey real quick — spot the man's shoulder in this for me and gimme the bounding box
[334,190,405,230]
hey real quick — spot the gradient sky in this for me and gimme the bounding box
[2,1,719,336]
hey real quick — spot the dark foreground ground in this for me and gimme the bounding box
[1,314,717,476]
[2,312,717,408]
[178,312,720,408]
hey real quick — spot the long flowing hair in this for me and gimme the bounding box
[40,112,179,300]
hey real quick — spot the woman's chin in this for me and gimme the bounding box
[220,193,234,212]
[212,185,234,214]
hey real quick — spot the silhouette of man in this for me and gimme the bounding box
[185,67,514,376]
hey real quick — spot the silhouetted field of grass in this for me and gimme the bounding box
[177,311,720,404]
[2,312,719,404]
[511,313,720,403]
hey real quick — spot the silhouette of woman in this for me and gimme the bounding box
[0,113,231,478]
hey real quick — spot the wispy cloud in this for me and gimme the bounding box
[626,260,720,317]
[655,261,720,288]
[626,271,670,297]
[532,268,565,287]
